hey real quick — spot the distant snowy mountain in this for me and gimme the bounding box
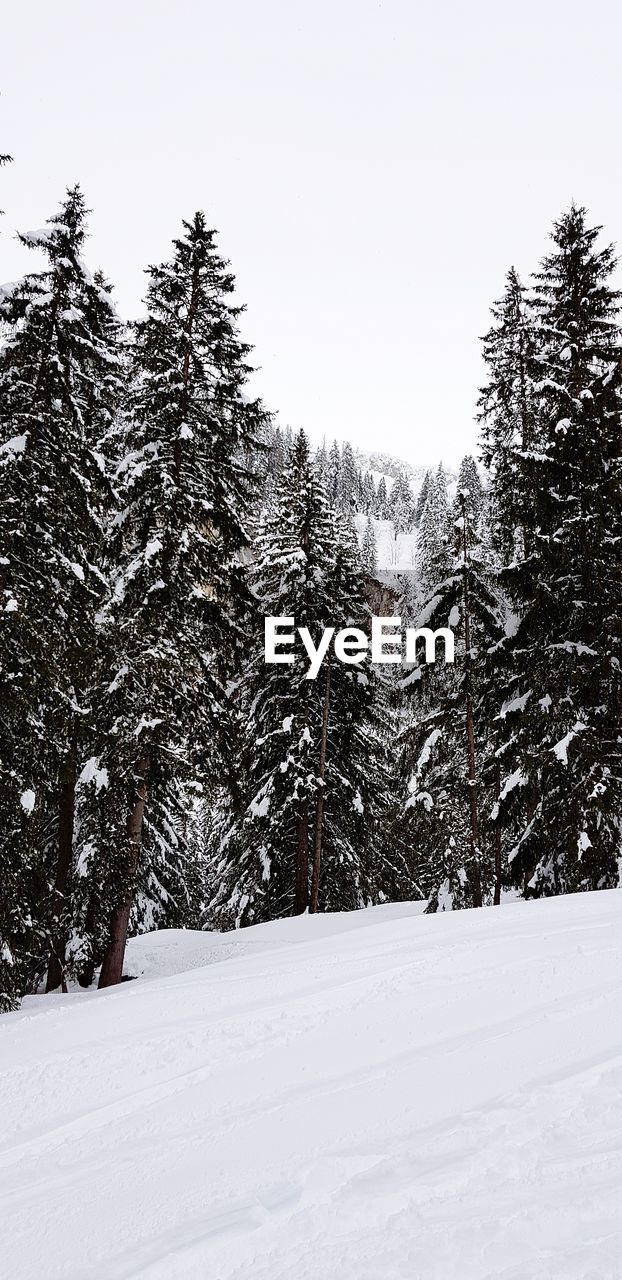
[355,448,429,491]
[354,447,457,498]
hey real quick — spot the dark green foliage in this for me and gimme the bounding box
[415,469,431,523]
[0,188,123,1002]
[480,206,622,895]
[72,212,268,977]
[390,470,416,533]
[375,474,389,518]
[401,511,505,909]
[416,464,451,594]
[360,515,378,575]
[208,431,398,926]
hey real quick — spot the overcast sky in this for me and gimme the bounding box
[2,0,621,466]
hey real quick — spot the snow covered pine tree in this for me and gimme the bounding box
[0,188,123,1002]
[402,474,504,910]
[209,430,394,925]
[480,206,622,894]
[416,464,451,596]
[360,514,378,576]
[74,212,268,987]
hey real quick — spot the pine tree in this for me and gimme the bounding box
[328,439,341,507]
[478,267,542,562]
[0,188,123,1001]
[401,495,504,910]
[314,439,329,489]
[416,464,451,594]
[361,470,376,515]
[340,441,359,511]
[375,474,389,519]
[360,515,378,576]
[209,432,391,924]
[396,571,420,625]
[74,212,267,987]
[415,469,432,523]
[311,514,390,913]
[390,470,416,533]
[208,431,336,922]
[487,207,622,894]
[453,456,483,530]
[258,423,286,509]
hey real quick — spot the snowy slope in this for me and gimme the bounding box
[355,515,417,572]
[3,893,622,1279]
[123,900,428,980]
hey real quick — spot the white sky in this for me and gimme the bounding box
[1,0,621,467]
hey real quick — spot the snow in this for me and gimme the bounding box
[415,726,442,775]
[3,892,622,1278]
[107,663,129,694]
[19,227,59,245]
[134,715,163,737]
[19,789,35,814]
[368,467,395,494]
[354,516,418,571]
[490,767,526,819]
[249,791,271,818]
[499,690,531,717]
[552,721,586,765]
[0,432,27,457]
[78,757,109,792]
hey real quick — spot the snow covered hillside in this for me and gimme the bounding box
[354,515,418,571]
[3,893,622,1279]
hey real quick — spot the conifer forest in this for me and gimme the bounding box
[1,164,620,1015]
[7,0,622,1270]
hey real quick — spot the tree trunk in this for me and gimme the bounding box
[46,745,77,992]
[98,758,149,988]
[493,761,502,905]
[460,494,483,908]
[521,785,539,894]
[294,801,309,915]
[310,662,331,913]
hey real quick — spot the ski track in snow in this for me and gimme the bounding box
[2,894,622,1279]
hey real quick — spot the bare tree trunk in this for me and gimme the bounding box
[294,801,309,915]
[98,758,149,988]
[493,761,502,906]
[310,662,331,913]
[46,745,76,992]
[460,494,483,908]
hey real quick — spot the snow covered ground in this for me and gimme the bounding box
[3,892,622,1279]
[355,515,418,571]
